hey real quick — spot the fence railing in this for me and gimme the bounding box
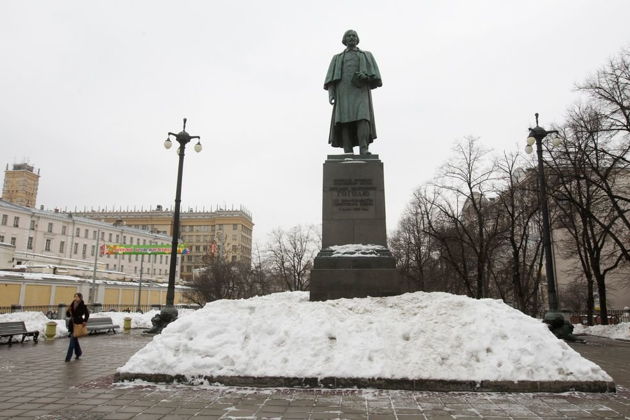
[0,303,200,319]
[568,309,630,325]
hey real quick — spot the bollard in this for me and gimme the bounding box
[45,321,57,340]
[123,317,132,332]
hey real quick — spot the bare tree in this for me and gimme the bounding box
[265,225,320,291]
[547,122,625,325]
[422,137,503,299]
[493,151,545,315]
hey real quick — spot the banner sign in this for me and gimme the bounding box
[100,244,190,255]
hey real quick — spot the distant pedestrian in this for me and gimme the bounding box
[65,293,89,362]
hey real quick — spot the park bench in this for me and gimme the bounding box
[87,317,120,335]
[0,321,39,345]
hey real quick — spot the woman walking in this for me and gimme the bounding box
[65,292,89,362]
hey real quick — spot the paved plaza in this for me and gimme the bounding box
[0,331,629,419]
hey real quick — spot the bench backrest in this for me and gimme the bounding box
[88,317,115,326]
[0,321,28,334]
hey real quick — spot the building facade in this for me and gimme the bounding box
[0,270,190,309]
[2,163,40,208]
[75,206,254,281]
[0,199,178,284]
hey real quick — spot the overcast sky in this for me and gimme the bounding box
[1,1,629,245]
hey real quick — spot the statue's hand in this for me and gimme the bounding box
[328,87,335,105]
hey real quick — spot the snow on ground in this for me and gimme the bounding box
[329,244,387,257]
[573,322,630,340]
[119,291,611,382]
[92,309,196,329]
[0,311,68,339]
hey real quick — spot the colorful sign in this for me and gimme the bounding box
[100,244,190,255]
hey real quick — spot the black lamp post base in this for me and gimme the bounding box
[543,311,580,342]
[143,306,179,335]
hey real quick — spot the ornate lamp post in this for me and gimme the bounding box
[525,113,573,339]
[146,118,201,334]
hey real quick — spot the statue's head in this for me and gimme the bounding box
[342,30,359,47]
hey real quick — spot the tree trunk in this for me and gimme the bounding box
[586,275,594,326]
[595,272,609,325]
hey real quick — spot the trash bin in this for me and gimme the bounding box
[45,321,57,340]
[123,317,132,332]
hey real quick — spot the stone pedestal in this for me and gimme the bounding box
[310,154,402,301]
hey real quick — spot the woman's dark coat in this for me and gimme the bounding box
[66,301,90,325]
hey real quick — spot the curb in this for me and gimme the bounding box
[114,373,616,393]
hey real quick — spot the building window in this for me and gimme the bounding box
[84,229,88,238]
[27,237,33,250]
[116,234,119,242]
[233,224,238,230]
[1,214,7,225]
[106,263,109,270]
[45,239,52,252]
[142,239,146,245]
[61,225,67,235]
[93,230,97,240]
[82,244,87,258]
[91,245,95,257]
[113,264,117,270]
[13,217,19,227]
[159,269,162,275]
[231,255,237,262]
[136,238,140,245]
[128,254,131,262]
[121,265,124,272]
[135,254,138,261]
[10,237,16,246]
[30,220,36,230]
[0,235,4,243]
[134,266,137,273]
[123,235,126,244]
[76,228,80,237]
[101,231,105,240]
[74,243,78,254]
[153,268,156,275]
[59,241,65,253]
[108,233,112,242]
[159,255,163,264]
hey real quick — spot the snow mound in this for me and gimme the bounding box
[574,322,630,340]
[329,244,387,257]
[93,309,196,329]
[0,311,68,339]
[118,292,611,382]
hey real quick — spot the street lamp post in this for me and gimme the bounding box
[146,118,201,334]
[525,113,573,339]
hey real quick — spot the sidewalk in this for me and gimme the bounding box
[0,331,628,419]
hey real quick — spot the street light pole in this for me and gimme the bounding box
[526,113,574,340]
[145,118,201,334]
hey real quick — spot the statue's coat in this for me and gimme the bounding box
[324,48,382,148]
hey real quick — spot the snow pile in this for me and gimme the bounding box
[0,311,68,339]
[119,292,611,382]
[573,322,630,340]
[329,244,387,257]
[93,309,196,329]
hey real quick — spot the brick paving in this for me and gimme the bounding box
[0,330,629,419]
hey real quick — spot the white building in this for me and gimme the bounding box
[0,199,179,283]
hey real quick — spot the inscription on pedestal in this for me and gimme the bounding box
[330,178,376,216]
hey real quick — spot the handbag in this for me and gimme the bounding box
[73,323,88,338]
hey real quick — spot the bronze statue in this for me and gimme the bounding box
[324,30,382,155]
